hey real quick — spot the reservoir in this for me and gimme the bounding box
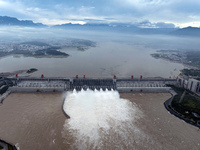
[0,41,184,78]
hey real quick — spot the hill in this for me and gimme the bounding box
[171,27,200,37]
[0,16,45,27]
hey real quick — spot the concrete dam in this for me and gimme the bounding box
[0,76,177,94]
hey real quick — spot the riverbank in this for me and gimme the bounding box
[0,139,17,150]
[164,96,200,129]
[180,69,200,80]
[151,50,200,70]
[164,86,200,129]
[0,68,38,77]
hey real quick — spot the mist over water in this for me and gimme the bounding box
[62,89,151,150]
[1,27,196,78]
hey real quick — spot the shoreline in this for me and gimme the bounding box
[164,93,200,129]
[152,55,199,70]
[151,54,200,70]
[0,139,17,150]
[0,69,36,78]
[0,54,69,59]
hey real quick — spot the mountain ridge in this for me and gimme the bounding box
[1,16,200,37]
[0,16,45,27]
[171,26,200,37]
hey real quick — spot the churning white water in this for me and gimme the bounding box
[62,89,148,150]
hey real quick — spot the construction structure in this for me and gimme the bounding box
[177,77,200,95]
[0,75,178,95]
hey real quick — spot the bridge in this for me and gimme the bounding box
[1,76,177,93]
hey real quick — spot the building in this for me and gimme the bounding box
[178,78,200,95]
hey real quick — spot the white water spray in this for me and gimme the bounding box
[62,89,147,149]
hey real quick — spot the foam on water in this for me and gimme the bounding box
[62,89,148,149]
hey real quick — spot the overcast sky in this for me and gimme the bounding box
[0,0,200,27]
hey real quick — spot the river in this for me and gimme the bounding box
[0,41,184,78]
[0,93,200,150]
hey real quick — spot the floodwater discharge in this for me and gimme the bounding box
[0,92,200,150]
[62,89,145,149]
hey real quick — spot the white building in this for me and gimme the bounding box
[178,78,200,95]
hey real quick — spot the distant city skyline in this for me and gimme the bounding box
[0,0,200,28]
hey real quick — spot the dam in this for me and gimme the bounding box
[2,76,200,150]
[0,76,177,95]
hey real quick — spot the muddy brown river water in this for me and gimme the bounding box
[0,93,200,150]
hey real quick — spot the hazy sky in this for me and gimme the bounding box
[0,0,200,27]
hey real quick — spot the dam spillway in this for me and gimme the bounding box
[72,79,115,91]
[0,77,177,94]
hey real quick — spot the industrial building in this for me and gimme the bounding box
[178,78,200,95]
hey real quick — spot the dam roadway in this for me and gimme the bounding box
[4,77,177,93]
